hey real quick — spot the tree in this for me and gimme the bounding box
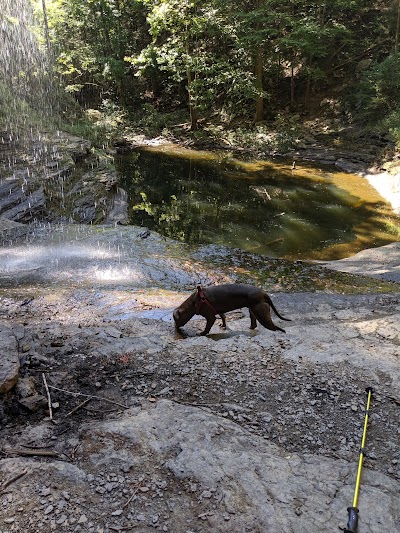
[32,0,400,132]
[42,0,147,105]
[131,0,215,130]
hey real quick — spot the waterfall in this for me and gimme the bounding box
[0,0,56,131]
[0,0,69,236]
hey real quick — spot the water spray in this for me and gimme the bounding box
[344,386,374,533]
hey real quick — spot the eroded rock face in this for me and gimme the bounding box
[0,219,28,244]
[0,131,127,227]
[0,325,19,393]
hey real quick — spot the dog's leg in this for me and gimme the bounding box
[220,313,227,329]
[251,303,286,333]
[200,316,217,335]
[249,309,258,329]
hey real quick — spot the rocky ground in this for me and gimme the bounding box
[1,125,400,532]
[0,224,399,533]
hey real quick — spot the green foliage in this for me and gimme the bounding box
[214,118,301,154]
[381,108,400,147]
[63,100,126,146]
[384,218,400,237]
[42,0,147,105]
[370,54,400,111]
[131,104,187,136]
[3,0,399,139]
[347,54,400,134]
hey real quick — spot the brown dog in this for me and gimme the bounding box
[173,284,290,335]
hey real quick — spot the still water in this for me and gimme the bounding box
[116,145,397,260]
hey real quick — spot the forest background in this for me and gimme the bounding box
[2,0,400,155]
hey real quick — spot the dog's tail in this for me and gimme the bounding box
[264,293,291,322]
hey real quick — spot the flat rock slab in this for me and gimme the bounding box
[0,225,219,290]
[80,400,397,533]
[1,400,398,532]
[320,242,400,282]
[0,324,19,393]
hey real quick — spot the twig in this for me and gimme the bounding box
[71,442,82,461]
[172,399,222,408]
[47,385,128,409]
[109,526,137,532]
[2,447,60,458]
[56,427,71,437]
[42,373,53,421]
[122,485,142,509]
[65,398,92,417]
[20,444,52,450]
[83,406,120,414]
[0,470,28,493]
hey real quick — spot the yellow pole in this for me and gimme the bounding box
[352,387,372,508]
[345,387,373,533]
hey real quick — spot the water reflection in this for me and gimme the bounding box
[116,148,396,260]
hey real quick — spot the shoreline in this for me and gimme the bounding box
[320,241,400,283]
[123,132,400,215]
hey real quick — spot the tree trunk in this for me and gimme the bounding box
[395,0,400,53]
[254,44,264,122]
[186,66,198,131]
[185,25,198,131]
[290,63,295,108]
[304,74,311,107]
[41,0,50,54]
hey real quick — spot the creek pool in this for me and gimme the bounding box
[116,145,397,260]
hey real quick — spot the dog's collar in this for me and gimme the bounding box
[195,285,219,316]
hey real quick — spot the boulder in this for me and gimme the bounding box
[0,325,19,393]
[1,187,46,222]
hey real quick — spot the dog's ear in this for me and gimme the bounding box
[175,309,181,319]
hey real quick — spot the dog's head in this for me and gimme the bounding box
[173,292,198,327]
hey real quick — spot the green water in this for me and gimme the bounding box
[116,147,396,260]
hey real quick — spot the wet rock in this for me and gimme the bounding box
[104,187,128,225]
[290,142,374,170]
[335,157,366,173]
[0,130,123,227]
[0,219,29,244]
[62,137,91,161]
[0,187,46,222]
[0,179,25,213]
[0,325,19,393]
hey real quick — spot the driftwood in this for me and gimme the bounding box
[2,447,61,458]
[42,373,53,420]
